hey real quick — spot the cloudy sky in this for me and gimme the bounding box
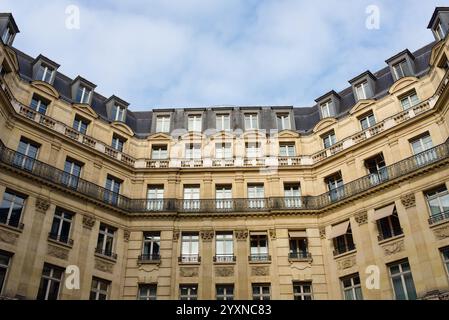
[2,0,445,111]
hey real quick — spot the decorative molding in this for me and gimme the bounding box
[0,229,18,245]
[251,266,270,276]
[47,244,69,260]
[35,197,50,213]
[269,229,277,240]
[215,267,234,277]
[138,264,159,273]
[123,230,130,242]
[319,228,326,239]
[337,255,357,270]
[433,225,449,240]
[173,230,180,241]
[401,193,416,209]
[235,230,248,241]
[94,258,114,273]
[354,211,368,225]
[180,267,199,277]
[382,239,405,256]
[200,230,214,241]
[82,215,96,229]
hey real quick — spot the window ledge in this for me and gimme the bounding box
[178,262,201,266]
[429,217,449,228]
[248,260,272,265]
[378,233,404,245]
[213,261,236,265]
[94,252,117,263]
[0,222,24,234]
[137,259,161,265]
[48,237,74,249]
[333,249,356,260]
[289,257,313,263]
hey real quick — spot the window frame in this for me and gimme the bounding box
[0,190,26,228]
[355,81,368,100]
[276,113,291,130]
[244,113,259,130]
[322,131,336,149]
[0,251,12,295]
[49,207,73,244]
[341,274,363,300]
[90,277,110,300]
[151,145,168,160]
[138,284,157,300]
[76,85,91,104]
[142,232,161,259]
[73,115,89,134]
[252,284,271,300]
[293,282,313,300]
[37,264,64,300]
[216,114,231,131]
[388,260,417,300]
[179,284,198,300]
[156,115,171,133]
[320,100,333,118]
[216,284,234,300]
[96,224,116,257]
[188,114,202,132]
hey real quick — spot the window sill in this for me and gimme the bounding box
[429,217,449,228]
[333,249,356,260]
[178,262,201,266]
[0,222,24,234]
[248,260,272,265]
[213,260,236,265]
[289,257,313,263]
[94,252,117,263]
[137,259,161,265]
[48,237,74,249]
[378,233,404,245]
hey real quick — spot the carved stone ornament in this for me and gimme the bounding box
[401,193,416,209]
[337,256,357,270]
[215,267,234,277]
[95,258,114,273]
[319,228,326,239]
[47,244,69,260]
[124,230,130,242]
[251,266,270,276]
[180,267,199,277]
[173,230,180,241]
[235,230,248,241]
[82,215,96,229]
[382,239,405,256]
[200,230,214,241]
[35,198,50,213]
[0,229,19,245]
[433,225,449,240]
[354,211,368,225]
[269,229,277,240]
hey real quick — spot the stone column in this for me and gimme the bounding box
[235,229,249,299]
[200,230,214,299]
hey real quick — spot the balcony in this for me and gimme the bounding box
[213,254,236,263]
[95,247,117,260]
[137,253,161,264]
[288,251,312,261]
[428,210,449,225]
[48,232,74,246]
[248,254,271,263]
[178,254,201,264]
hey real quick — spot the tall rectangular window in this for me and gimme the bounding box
[435,19,446,41]
[30,94,48,115]
[425,185,449,223]
[90,278,110,300]
[185,144,201,159]
[111,135,125,152]
[151,145,168,160]
[216,285,234,300]
[279,143,296,157]
[322,131,336,149]
[0,252,11,295]
[37,264,64,300]
[250,233,269,261]
[341,274,363,300]
[375,205,403,241]
[112,104,126,122]
[252,284,270,300]
[188,115,202,132]
[15,138,39,171]
[365,153,388,185]
[36,64,54,83]
[215,232,234,263]
[284,184,301,208]
[181,233,199,263]
[49,207,73,244]
[247,185,265,209]
[389,260,417,300]
[76,85,91,104]
[355,81,368,100]
[330,221,355,255]
[216,114,230,131]
[63,159,82,189]
[0,191,26,228]
[215,143,232,159]
[277,114,291,130]
[1,26,12,44]
[400,91,420,110]
[320,100,333,118]
[183,186,200,210]
[156,115,170,133]
[359,112,376,130]
[326,172,344,202]
[244,114,258,130]
[293,282,313,300]
[246,142,261,158]
[289,232,308,259]
[392,60,409,80]
[179,284,198,300]
[215,185,232,210]
[96,224,116,258]
[138,284,157,300]
[441,247,449,278]
[147,186,164,211]
[410,133,436,166]
[104,175,121,205]
[142,232,160,261]
[73,116,89,134]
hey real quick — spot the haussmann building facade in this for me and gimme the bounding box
[1,7,449,301]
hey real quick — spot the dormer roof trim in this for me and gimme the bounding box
[106,95,130,107]
[32,54,60,69]
[385,49,415,64]
[348,70,377,85]
[427,7,449,29]
[315,90,341,103]
[71,76,97,89]
[0,13,20,33]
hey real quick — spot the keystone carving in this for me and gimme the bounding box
[319,228,326,239]
[251,266,270,276]
[82,215,96,229]
[354,211,368,225]
[215,267,234,277]
[401,193,416,209]
[95,259,114,273]
[269,229,277,240]
[173,230,180,241]
[0,229,19,245]
[47,244,69,260]
[180,267,199,277]
[235,230,248,241]
[123,230,130,242]
[337,256,357,270]
[200,230,214,241]
[382,239,405,256]
[433,225,449,240]
[35,197,50,213]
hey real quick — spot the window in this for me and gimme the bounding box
[62,159,82,189]
[0,191,26,228]
[185,144,201,159]
[389,260,417,300]
[215,143,232,159]
[215,232,234,262]
[138,284,157,300]
[188,115,202,132]
[410,133,436,166]
[359,112,376,130]
[151,145,168,160]
[216,114,230,131]
[0,252,11,295]
[15,138,39,171]
[289,232,308,259]
[156,115,170,133]
[216,285,234,300]
[250,233,269,261]
[375,205,403,241]
[322,131,336,149]
[392,60,409,80]
[252,284,270,300]
[142,232,160,261]
[284,184,301,208]
[331,221,355,255]
[112,104,126,122]
[37,264,64,300]
[215,185,232,210]
[73,116,89,134]
[36,64,54,83]
[1,26,12,44]
[76,85,91,104]
[441,247,449,278]
[277,114,291,130]
[111,135,125,152]
[179,284,198,300]
[365,154,388,185]
[355,81,368,100]
[341,274,363,300]
[247,185,265,209]
[425,185,449,222]
[244,114,258,130]
[293,282,313,300]
[30,95,48,115]
[90,278,110,300]
[96,224,116,258]
[435,19,446,40]
[400,91,420,110]
[246,142,261,158]
[183,186,200,210]
[104,175,121,205]
[181,233,199,263]
[49,207,73,244]
[279,144,296,157]
[147,186,164,211]
[326,172,344,202]
[320,100,333,118]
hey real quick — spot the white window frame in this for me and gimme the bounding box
[293,282,313,300]
[393,60,408,80]
[183,186,200,210]
[410,134,433,154]
[216,285,234,300]
[320,100,333,118]
[39,64,54,83]
[252,284,271,300]
[277,114,291,130]
[436,19,446,40]
[39,265,63,300]
[0,192,25,227]
[244,114,258,130]
[279,144,296,157]
[215,186,232,210]
[248,185,265,209]
[142,232,161,258]
[147,186,164,211]
[250,234,268,258]
[0,252,11,295]
[50,208,73,242]
[77,86,91,104]
[138,284,157,300]
[188,115,202,132]
[215,232,234,261]
[179,285,198,300]
[185,144,202,159]
[355,81,368,100]
[322,131,336,149]
[284,184,302,208]
[441,247,449,279]
[400,92,420,110]
[246,143,261,158]
[113,105,126,122]
[151,145,168,160]
[73,116,89,134]
[359,112,376,130]
[389,260,416,300]
[341,274,363,300]
[90,278,109,300]
[156,115,170,133]
[216,114,231,131]
[111,136,124,152]
[181,233,199,262]
[97,224,116,256]
[215,143,232,159]
[1,26,11,44]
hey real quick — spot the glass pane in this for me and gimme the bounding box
[403,273,417,300]
[392,276,406,300]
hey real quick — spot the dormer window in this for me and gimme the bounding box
[355,81,368,100]
[244,114,258,130]
[277,114,291,130]
[349,72,376,102]
[392,60,409,80]
[76,85,92,104]
[112,104,126,122]
[156,115,170,133]
[216,114,230,131]
[188,115,202,132]
[435,18,446,40]
[36,64,54,83]
[1,26,12,45]
[320,100,333,118]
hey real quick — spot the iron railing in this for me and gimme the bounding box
[248,254,271,262]
[428,210,449,225]
[178,254,201,263]
[137,253,161,263]
[213,255,236,263]
[288,251,312,260]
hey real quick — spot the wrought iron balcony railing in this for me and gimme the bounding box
[178,254,201,263]
[428,210,449,225]
[288,251,312,260]
[1,139,449,214]
[138,253,161,263]
[248,254,271,262]
[213,255,236,263]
